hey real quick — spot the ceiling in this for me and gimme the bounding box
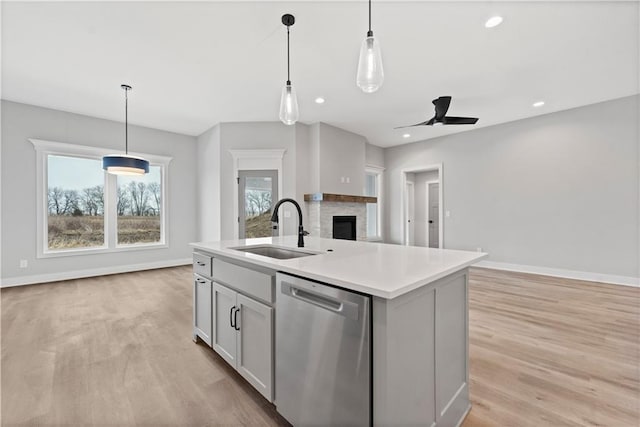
[2,1,638,147]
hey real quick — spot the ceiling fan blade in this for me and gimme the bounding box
[442,116,478,125]
[394,117,435,129]
[433,96,451,120]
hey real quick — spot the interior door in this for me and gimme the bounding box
[236,293,274,402]
[238,170,278,239]
[428,182,440,248]
[212,283,238,367]
[405,181,415,245]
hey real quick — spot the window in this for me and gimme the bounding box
[365,166,384,241]
[32,139,171,257]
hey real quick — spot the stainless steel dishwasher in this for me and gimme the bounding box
[276,272,371,426]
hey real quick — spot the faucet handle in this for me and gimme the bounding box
[302,230,309,236]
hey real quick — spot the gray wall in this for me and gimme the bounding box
[195,121,372,242]
[384,95,639,278]
[197,124,221,242]
[314,123,367,195]
[366,143,385,168]
[1,100,198,282]
[218,122,297,239]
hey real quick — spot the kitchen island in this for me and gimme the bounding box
[191,236,486,427]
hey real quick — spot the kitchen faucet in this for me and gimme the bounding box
[270,198,308,247]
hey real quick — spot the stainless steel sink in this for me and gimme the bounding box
[231,245,318,260]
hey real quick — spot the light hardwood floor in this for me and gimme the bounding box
[1,266,638,426]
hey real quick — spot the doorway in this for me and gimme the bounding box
[238,170,278,239]
[401,164,443,248]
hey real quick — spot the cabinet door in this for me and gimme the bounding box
[193,275,212,346]
[236,293,274,402]
[212,282,238,367]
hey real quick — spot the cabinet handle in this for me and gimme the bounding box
[234,307,240,331]
[196,278,205,284]
[196,261,205,266]
[230,306,236,328]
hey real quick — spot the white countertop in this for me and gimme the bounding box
[190,237,487,299]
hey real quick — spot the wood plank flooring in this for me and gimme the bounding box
[463,268,639,427]
[1,266,638,426]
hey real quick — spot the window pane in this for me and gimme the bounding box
[365,173,377,197]
[117,166,162,245]
[366,203,377,237]
[365,172,379,238]
[47,155,105,250]
[244,175,274,238]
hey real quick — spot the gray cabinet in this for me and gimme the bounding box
[193,274,212,346]
[212,281,274,402]
[193,251,275,402]
[212,282,238,366]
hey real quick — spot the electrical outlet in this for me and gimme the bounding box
[476,247,482,252]
[346,177,350,183]
[19,259,28,268]
[284,210,291,218]
[445,210,451,218]
[340,177,345,183]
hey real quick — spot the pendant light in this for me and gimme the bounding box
[356,0,384,93]
[102,84,149,175]
[279,14,299,125]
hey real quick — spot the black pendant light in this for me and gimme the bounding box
[356,0,384,93]
[279,14,299,125]
[102,84,149,175]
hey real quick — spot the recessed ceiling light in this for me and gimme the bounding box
[533,101,545,107]
[315,97,325,104]
[485,16,503,28]
[402,133,411,138]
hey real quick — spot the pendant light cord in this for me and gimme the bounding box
[286,25,291,85]
[368,0,373,36]
[124,88,128,155]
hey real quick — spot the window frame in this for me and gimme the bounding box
[31,139,172,258]
[365,165,384,242]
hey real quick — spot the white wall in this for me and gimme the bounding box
[1,100,198,284]
[384,95,639,280]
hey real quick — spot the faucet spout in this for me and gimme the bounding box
[271,198,306,247]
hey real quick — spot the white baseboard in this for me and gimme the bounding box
[474,260,639,287]
[0,258,192,288]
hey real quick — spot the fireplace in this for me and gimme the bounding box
[332,216,356,240]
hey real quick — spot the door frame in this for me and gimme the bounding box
[229,149,286,239]
[425,180,439,248]
[400,163,443,248]
[404,181,415,245]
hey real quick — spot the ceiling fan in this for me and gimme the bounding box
[396,96,479,128]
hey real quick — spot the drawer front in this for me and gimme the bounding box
[211,258,274,304]
[193,252,212,277]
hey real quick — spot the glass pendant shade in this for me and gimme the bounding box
[103,154,150,176]
[279,83,299,125]
[356,35,384,93]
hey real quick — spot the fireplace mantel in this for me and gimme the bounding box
[304,193,377,204]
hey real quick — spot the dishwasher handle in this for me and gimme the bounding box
[282,283,360,320]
